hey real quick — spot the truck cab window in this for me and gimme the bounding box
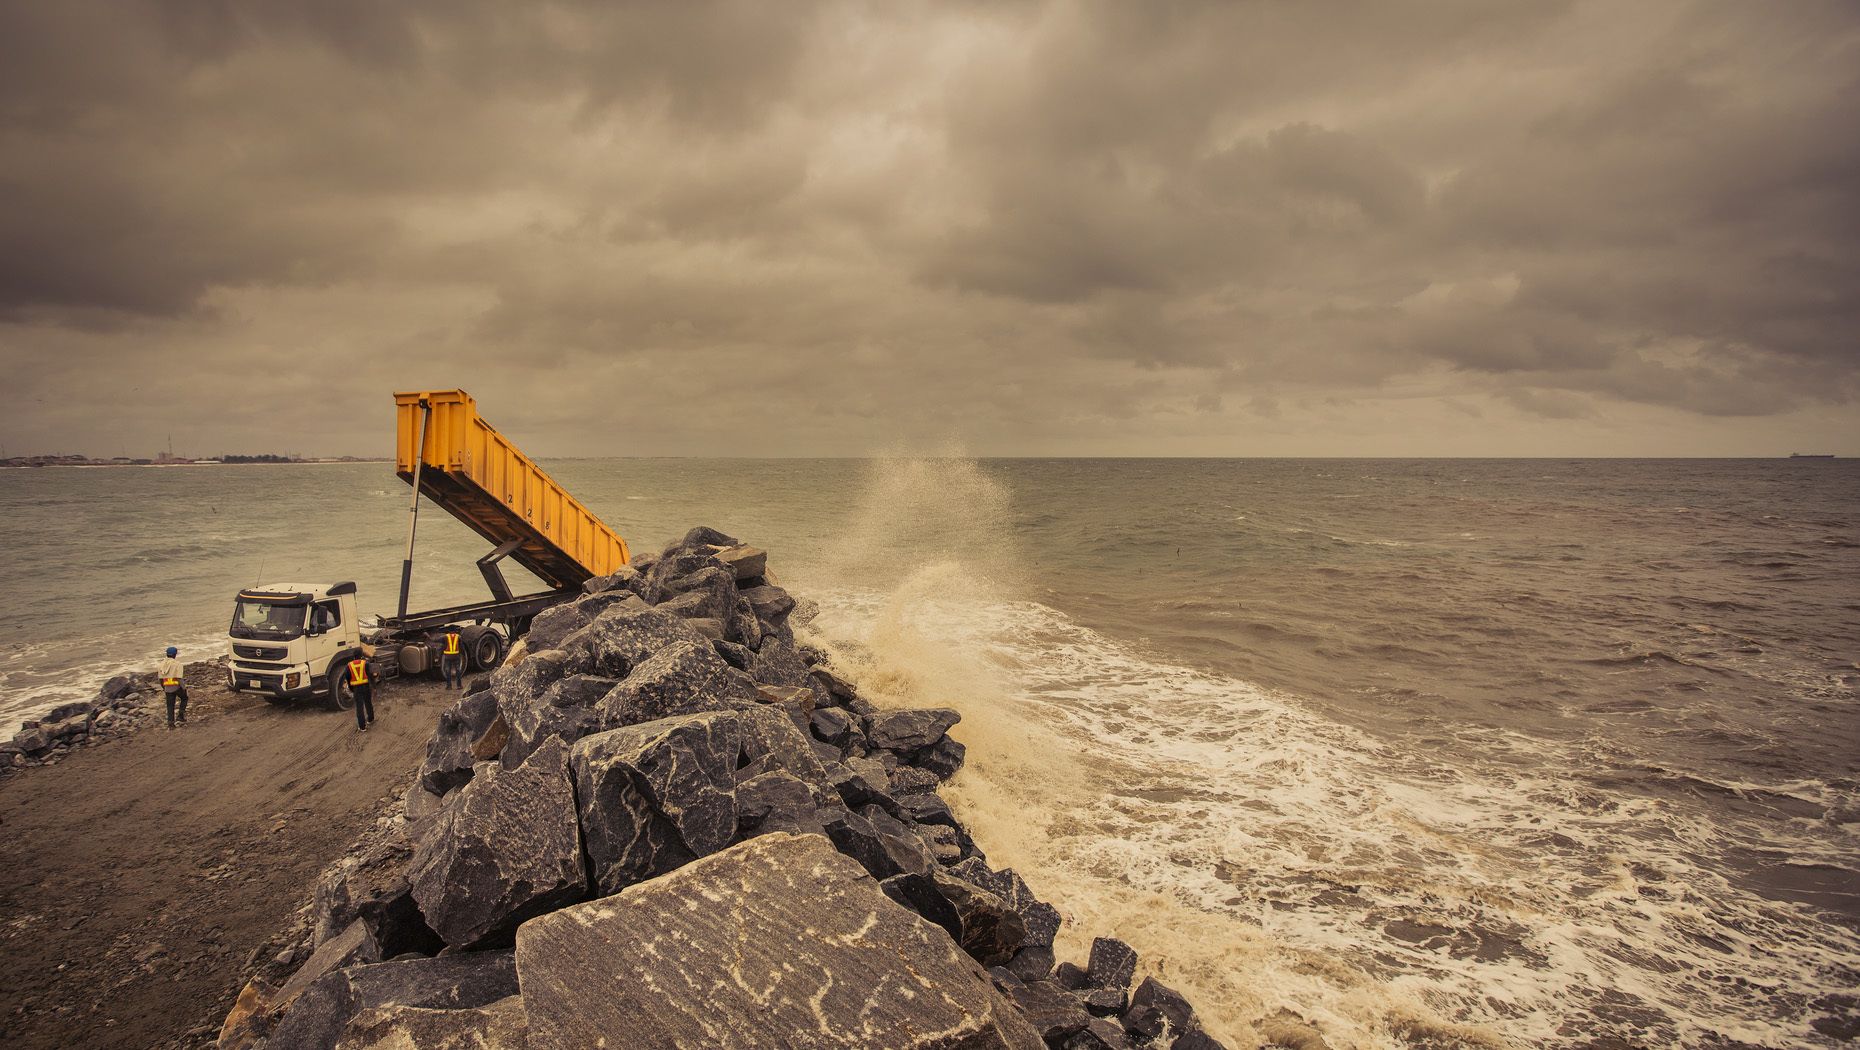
[313,601,341,633]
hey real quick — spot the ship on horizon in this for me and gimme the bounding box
[1788,452,1836,458]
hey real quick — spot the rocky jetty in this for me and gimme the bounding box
[1,662,221,769]
[219,528,1231,1050]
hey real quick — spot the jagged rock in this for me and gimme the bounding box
[583,563,647,597]
[1065,1016,1132,1049]
[404,782,447,826]
[996,977,1093,1045]
[734,770,824,838]
[11,726,51,754]
[713,544,767,581]
[868,708,962,752]
[919,823,963,864]
[824,760,902,818]
[417,687,502,797]
[485,647,588,719]
[515,833,1042,1050]
[470,714,509,761]
[890,766,941,796]
[525,590,642,651]
[333,995,527,1049]
[748,635,813,689]
[408,739,584,949]
[1079,985,1124,1016]
[275,919,381,1013]
[100,674,138,699]
[266,952,519,1050]
[682,615,725,640]
[901,791,959,828]
[1085,937,1138,995]
[878,868,1026,967]
[45,699,99,723]
[1055,962,1088,989]
[1007,945,1055,982]
[713,638,755,670]
[568,712,743,895]
[560,601,703,679]
[309,823,441,960]
[1126,977,1201,1044]
[739,583,797,629]
[811,707,853,745]
[917,736,968,780]
[682,525,741,548]
[595,639,759,728]
[809,667,860,704]
[498,673,614,767]
[736,705,831,785]
[1172,1030,1231,1050]
[822,802,937,882]
[947,858,1062,951]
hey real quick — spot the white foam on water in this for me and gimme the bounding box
[804,576,1860,1049]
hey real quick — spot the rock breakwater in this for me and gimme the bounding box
[221,527,1234,1049]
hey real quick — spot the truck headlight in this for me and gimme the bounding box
[285,672,302,688]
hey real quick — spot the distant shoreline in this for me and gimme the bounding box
[1,458,391,469]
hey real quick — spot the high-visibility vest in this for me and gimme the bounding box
[347,659,370,686]
[443,633,461,656]
[162,676,181,687]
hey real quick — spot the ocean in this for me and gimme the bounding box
[1,458,1855,1048]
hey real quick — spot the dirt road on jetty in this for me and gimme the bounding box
[0,672,456,1049]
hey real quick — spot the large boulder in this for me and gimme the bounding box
[514,833,1042,1050]
[878,869,1028,967]
[266,952,519,1050]
[713,544,767,581]
[523,590,642,652]
[417,684,504,796]
[408,739,585,949]
[748,635,815,690]
[568,712,745,895]
[99,674,139,699]
[595,639,759,728]
[868,708,962,753]
[497,672,615,767]
[308,822,442,960]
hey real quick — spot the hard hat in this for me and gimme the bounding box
[166,646,178,657]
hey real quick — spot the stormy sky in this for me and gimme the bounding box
[2,1,1856,458]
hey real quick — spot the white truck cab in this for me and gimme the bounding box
[227,582,366,708]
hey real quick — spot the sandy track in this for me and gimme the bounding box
[0,672,458,1049]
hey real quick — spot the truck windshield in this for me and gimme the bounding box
[232,599,306,639]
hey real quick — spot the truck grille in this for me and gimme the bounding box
[235,672,285,691]
[234,644,289,660]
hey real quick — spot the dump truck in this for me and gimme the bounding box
[225,389,630,711]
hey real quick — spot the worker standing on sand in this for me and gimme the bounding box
[159,646,188,729]
[348,645,376,733]
[440,630,464,691]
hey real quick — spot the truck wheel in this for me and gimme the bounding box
[469,630,505,673]
[325,663,356,712]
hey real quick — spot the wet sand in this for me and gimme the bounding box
[0,671,459,1049]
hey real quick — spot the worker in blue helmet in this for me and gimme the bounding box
[158,646,189,728]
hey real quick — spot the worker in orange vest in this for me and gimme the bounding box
[440,630,465,691]
[159,645,188,729]
[347,647,376,732]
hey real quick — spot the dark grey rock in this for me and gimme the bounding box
[918,823,963,865]
[821,804,938,883]
[1126,977,1200,1044]
[900,791,959,828]
[889,766,941,797]
[713,544,768,581]
[1055,962,1088,990]
[527,591,642,652]
[1079,984,1125,1016]
[681,525,741,548]
[1006,944,1055,982]
[808,667,860,703]
[12,726,51,754]
[275,919,381,1014]
[1171,1029,1229,1050]
[568,712,743,895]
[418,687,503,796]
[45,699,99,723]
[713,638,755,670]
[1064,1016,1132,1049]
[309,823,442,961]
[811,706,854,745]
[917,736,968,780]
[497,672,615,768]
[408,739,585,949]
[734,770,824,838]
[738,583,796,624]
[748,635,813,689]
[266,952,518,1050]
[1086,937,1138,995]
[736,705,831,786]
[999,978,1093,1045]
[485,647,590,716]
[514,833,1042,1050]
[100,674,138,699]
[878,869,1027,968]
[583,563,647,597]
[947,859,1062,951]
[595,638,759,728]
[561,601,705,680]
[868,708,962,752]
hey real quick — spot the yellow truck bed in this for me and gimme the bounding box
[394,389,629,590]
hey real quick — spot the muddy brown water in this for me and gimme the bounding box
[0,672,459,1049]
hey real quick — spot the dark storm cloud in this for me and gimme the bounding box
[0,0,1855,456]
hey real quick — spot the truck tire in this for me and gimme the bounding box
[467,628,505,673]
[325,658,356,712]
